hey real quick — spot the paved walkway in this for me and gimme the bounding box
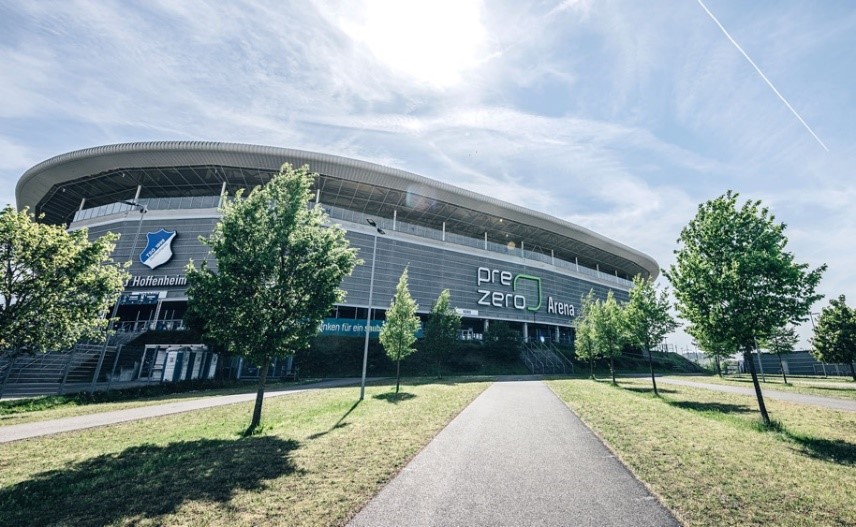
[0,378,367,443]
[348,381,679,527]
[657,378,856,412]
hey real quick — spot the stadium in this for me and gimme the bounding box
[13,141,659,386]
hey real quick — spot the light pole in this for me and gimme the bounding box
[91,200,147,393]
[360,218,386,400]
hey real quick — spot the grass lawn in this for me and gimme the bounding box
[0,381,309,427]
[548,378,856,527]
[0,379,489,527]
[669,374,856,401]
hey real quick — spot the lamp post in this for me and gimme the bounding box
[360,218,386,400]
[91,200,147,393]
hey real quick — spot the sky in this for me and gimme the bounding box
[2,0,855,351]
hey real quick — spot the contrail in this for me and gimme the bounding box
[697,0,829,152]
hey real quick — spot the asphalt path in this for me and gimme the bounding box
[0,378,368,443]
[657,378,856,412]
[348,380,679,527]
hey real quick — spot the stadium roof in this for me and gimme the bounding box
[17,141,659,279]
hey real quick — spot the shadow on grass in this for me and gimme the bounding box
[621,386,678,395]
[0,436,299,527]
[785,433,856,465]
[373,392,416,404]
[308,401,360,440]
[666,400,754,415]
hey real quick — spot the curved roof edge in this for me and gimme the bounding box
[16,141,659,279]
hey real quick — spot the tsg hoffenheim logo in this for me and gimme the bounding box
[139,229,177,269]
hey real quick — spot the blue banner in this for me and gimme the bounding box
[319,318,384,338]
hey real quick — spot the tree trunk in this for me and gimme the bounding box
[778,355,788,384]
[610,357,616,385]
[395,346,402,394]
[646,341,658,396]
[715,355,722,377]
[589,357,594,379]
[247,357,270,434]
[437,355,442,379]
[743,350,771,426]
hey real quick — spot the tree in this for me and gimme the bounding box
[591,291,625,385]
[483,321,521,361]
[574,290,599,379]
[624,275,679,396]
[186,164,359,433]
[666,191,825,425]
[692,333,731,377]
[811,295,856,381]
[761,325,798,384]
[425,289,461,378]
[0,205,127,357]
[380,267,420,394]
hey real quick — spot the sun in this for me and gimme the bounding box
[340,0,488,88]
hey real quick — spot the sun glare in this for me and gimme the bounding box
[342,0,487,88]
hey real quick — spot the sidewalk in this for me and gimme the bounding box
[0,378,369,443]
[348,381,679,527]
[657,378,856,412]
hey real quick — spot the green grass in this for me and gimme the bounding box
[0,382,301,427]
[547,378,856,527]
[671,374,856,401]
[0,379,488,527]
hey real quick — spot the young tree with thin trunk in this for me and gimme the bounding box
[380,267,420,393]
[186,164,359,434]
[425,289,460,378]
[0,206,127,357]
[574,291,599,379]
[692,332,732,377]
[761,325,798,384]
[592,291,624,385]
[811,295,856,381]
[624,275,679,396]
[666,191,825,426]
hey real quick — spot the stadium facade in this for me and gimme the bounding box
[16,142,658,345]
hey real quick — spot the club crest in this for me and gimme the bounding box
[140,229,177,269]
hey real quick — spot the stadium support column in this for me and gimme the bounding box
[555,326,560,342]
[523,323,528,343]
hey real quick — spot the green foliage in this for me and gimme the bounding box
[666,190,826,422]
[379,267,420,392]
[574,291,599,377]
[624,275,678,353]
[482,320,521,361]
[187,163,359,365]
[811,295,856,380]
[624,275,679,394]
[186,163,359,428]
[0,205,127,355]
[425,289,461,378]
[666,191,825,354]
[591,291,625,383]
[762,325,798,357]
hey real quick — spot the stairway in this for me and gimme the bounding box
[521,341,574,375]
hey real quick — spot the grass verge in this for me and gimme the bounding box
[547,378,856,527]
[0,379,489,527]
[669,374,856,401]
[0,380,313,427]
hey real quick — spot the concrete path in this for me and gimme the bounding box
[0,378,368,443]
[657,378,856,412]
[348,381,679,527]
